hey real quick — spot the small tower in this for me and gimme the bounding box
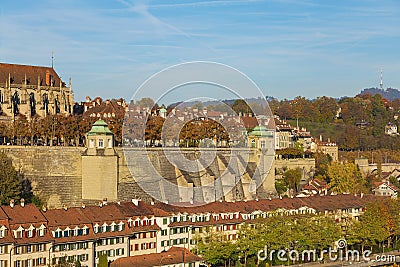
[247,125,273,149]
[159,105,167,119]
[380,68,383,91]
[81,119,118,201]
[85,119,115,155]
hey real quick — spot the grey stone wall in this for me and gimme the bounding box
[1,146,280,207]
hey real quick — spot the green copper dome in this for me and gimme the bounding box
[248,126,273,137]
[86,119,114,136]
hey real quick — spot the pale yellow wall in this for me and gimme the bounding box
[82,155,118,201]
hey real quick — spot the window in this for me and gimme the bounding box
[26,245,32,253]
[163,218,168,225]
[37,244,44,252]
[161,229,167,236]
[98,139,104,148]
[37,228,45,237]
[261,140,266,148]
[108,138,112,148]
[89,139,95,148]
[0,246,6,254]
[27,230,33,238]
[15,230,23,239]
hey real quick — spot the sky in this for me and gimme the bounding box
[0,0,399,103]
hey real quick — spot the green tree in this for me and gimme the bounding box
[327,162,366,194]
[194,227,235,266]
[351,201,391,252]
[283,168,302,195]
[0,152,21,204]
[98,254,108,267]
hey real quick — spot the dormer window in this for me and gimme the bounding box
[37,225,46,237]
[27,230,33,238]
[15,231,23,239]
[0,226,7,238]
[14,226,24,239]
[118,222,124,231]
[63,230,69,237]
[82,226,89,235]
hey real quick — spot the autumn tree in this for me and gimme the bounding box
[314,96,338,123]
[327,162,366,194]
[145,116,164,146]
[232,99,251,116]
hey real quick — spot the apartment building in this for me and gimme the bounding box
[0,194,383,267]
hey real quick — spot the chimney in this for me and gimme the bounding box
[102,198,108,206]
[319,135,322,142]
[81,202,86,209]
[360,192,364,198]
[42,205,47,212]
[189,199,194,205]
[20,198,25,207]
[117,200,121,205]
[99,201,103,207]
[10,199,15,208]
[45,70,51,86]
[328,138,331,143]
[63,204,68,211]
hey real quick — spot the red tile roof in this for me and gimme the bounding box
[2,204,47,228]
[0,63,63,87]
[110,246,202,267]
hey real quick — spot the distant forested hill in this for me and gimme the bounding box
[359,87,400,100]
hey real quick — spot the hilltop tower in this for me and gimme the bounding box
[380,68,383,91]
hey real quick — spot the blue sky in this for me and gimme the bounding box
[1,0,399,102]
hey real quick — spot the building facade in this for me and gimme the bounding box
[0,194,381,267]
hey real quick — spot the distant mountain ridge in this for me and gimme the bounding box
[359,87,400,101]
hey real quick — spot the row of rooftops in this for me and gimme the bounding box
[0,194,381,245]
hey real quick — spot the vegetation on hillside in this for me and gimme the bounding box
[269,94,400,151]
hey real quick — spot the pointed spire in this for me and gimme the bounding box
[380,68,383,91]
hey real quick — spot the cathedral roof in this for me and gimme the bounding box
[0,62,64,87]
